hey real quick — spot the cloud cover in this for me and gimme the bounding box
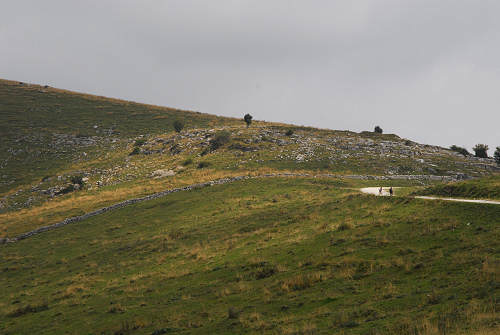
[1,0,499,152]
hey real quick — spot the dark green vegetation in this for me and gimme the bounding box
[415,175,500,200]
[473,144,489,159]
[1,178,498,334]
[173,120,185,133]
[244,113,253,128]
[450,145,471,157]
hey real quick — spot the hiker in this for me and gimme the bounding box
[389,187,393,196]
[379,187,383,195]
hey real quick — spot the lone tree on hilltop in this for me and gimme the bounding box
[494,147,500,165]
[473,144,489,158]
[374,126,383,134]
[173,120,185,133]
[244,114,253,128]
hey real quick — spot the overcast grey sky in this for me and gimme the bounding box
[1,0,499,153]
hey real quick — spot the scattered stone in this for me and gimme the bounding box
[152,169,176,178]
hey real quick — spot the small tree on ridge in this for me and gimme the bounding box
[473,144,489,158]
[244,114,253,128]
[374,126,383,134]
[494,147,500,165]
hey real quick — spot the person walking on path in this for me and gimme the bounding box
[389,187,393,196]
[379,187,383,195]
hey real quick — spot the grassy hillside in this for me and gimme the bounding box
[1,79,499,334]
[0,79,239,192]
[1,177,499,334]
[414,175,500,200]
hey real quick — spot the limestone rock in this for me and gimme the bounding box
[152,169,176,178]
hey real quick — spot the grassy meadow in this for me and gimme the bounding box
[415,175,500,200]
[1,177,499,334]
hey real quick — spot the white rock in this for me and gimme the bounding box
[152,169,176,178]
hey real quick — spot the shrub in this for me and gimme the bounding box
[197,161,211,169]
[134,139,146,147]
[228,307,239,319]
[129,147,140,155]
[182,158,193,166]
[210,131,231,150]
[450,145,471,156]
[59,184,76,195]
[244,113,253,128]
[173,120,184,133]
[374,126,383,134]
[338,222,354,231]
[473,144,489,158]
[494,147,500,165]
[285,129,294,136]
[70,175,84,186]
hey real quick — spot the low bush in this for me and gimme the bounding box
[197,161,211,169]
[450,145,470,156]
[173,120,184,133]
[210,131,231,150]
[285,129,294,136]
[338,222,354,231]
[70,175,84,186]
[129,147,140,156]
[134,139,146,147]
[59,184,76,195]
[182,158,193,166]
[228,307,239,319]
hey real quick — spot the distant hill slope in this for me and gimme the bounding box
[0,78,239,192]
[0,78,237,137]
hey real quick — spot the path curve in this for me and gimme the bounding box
[1,173,496,244]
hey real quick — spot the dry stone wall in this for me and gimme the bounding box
[0,173,465,244]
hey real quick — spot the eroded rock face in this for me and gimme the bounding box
[152,169,176,178]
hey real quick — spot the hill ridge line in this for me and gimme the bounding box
[0,173,461,244]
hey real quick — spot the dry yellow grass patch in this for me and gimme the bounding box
[281,322,318,335]
[280,271,329,292]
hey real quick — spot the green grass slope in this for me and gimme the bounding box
[414,175,500,200]
[1,178,499,334]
